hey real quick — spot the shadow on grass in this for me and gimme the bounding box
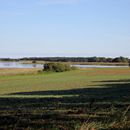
[4,79,130,103]
[94,79,130,83]
[0,79,130,130]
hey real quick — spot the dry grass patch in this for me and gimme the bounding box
[0,68,40,76]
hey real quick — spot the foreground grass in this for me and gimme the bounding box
[0,68,130,130]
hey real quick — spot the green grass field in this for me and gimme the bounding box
[0,68,130,96]
[0,68,130,130]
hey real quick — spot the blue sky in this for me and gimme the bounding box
[0,0,130,58]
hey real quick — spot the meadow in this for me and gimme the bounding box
[0,68,130,130]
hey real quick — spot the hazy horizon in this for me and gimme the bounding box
[0,0,130,58]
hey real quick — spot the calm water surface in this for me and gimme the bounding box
[0,62,43,68]
[0,61,128,69]
[73,64,128,68]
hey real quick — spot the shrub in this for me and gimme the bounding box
[32,60,36,64]
[43,62,75,72]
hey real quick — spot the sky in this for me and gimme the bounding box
[0,0,130,58]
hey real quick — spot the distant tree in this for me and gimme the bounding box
[107,58,113,62]
[119,56,129,62]
[112,57,129,63]
[88,57,97,62]
[98,57,107,62]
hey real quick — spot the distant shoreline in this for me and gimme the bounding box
[0,60,129,66]
[20,61,129,66]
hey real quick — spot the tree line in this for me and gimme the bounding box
[1,56,129,63]
[20,56,130,63]
[0,56,129,63]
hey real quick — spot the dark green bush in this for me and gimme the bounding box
[43,62,75,72]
